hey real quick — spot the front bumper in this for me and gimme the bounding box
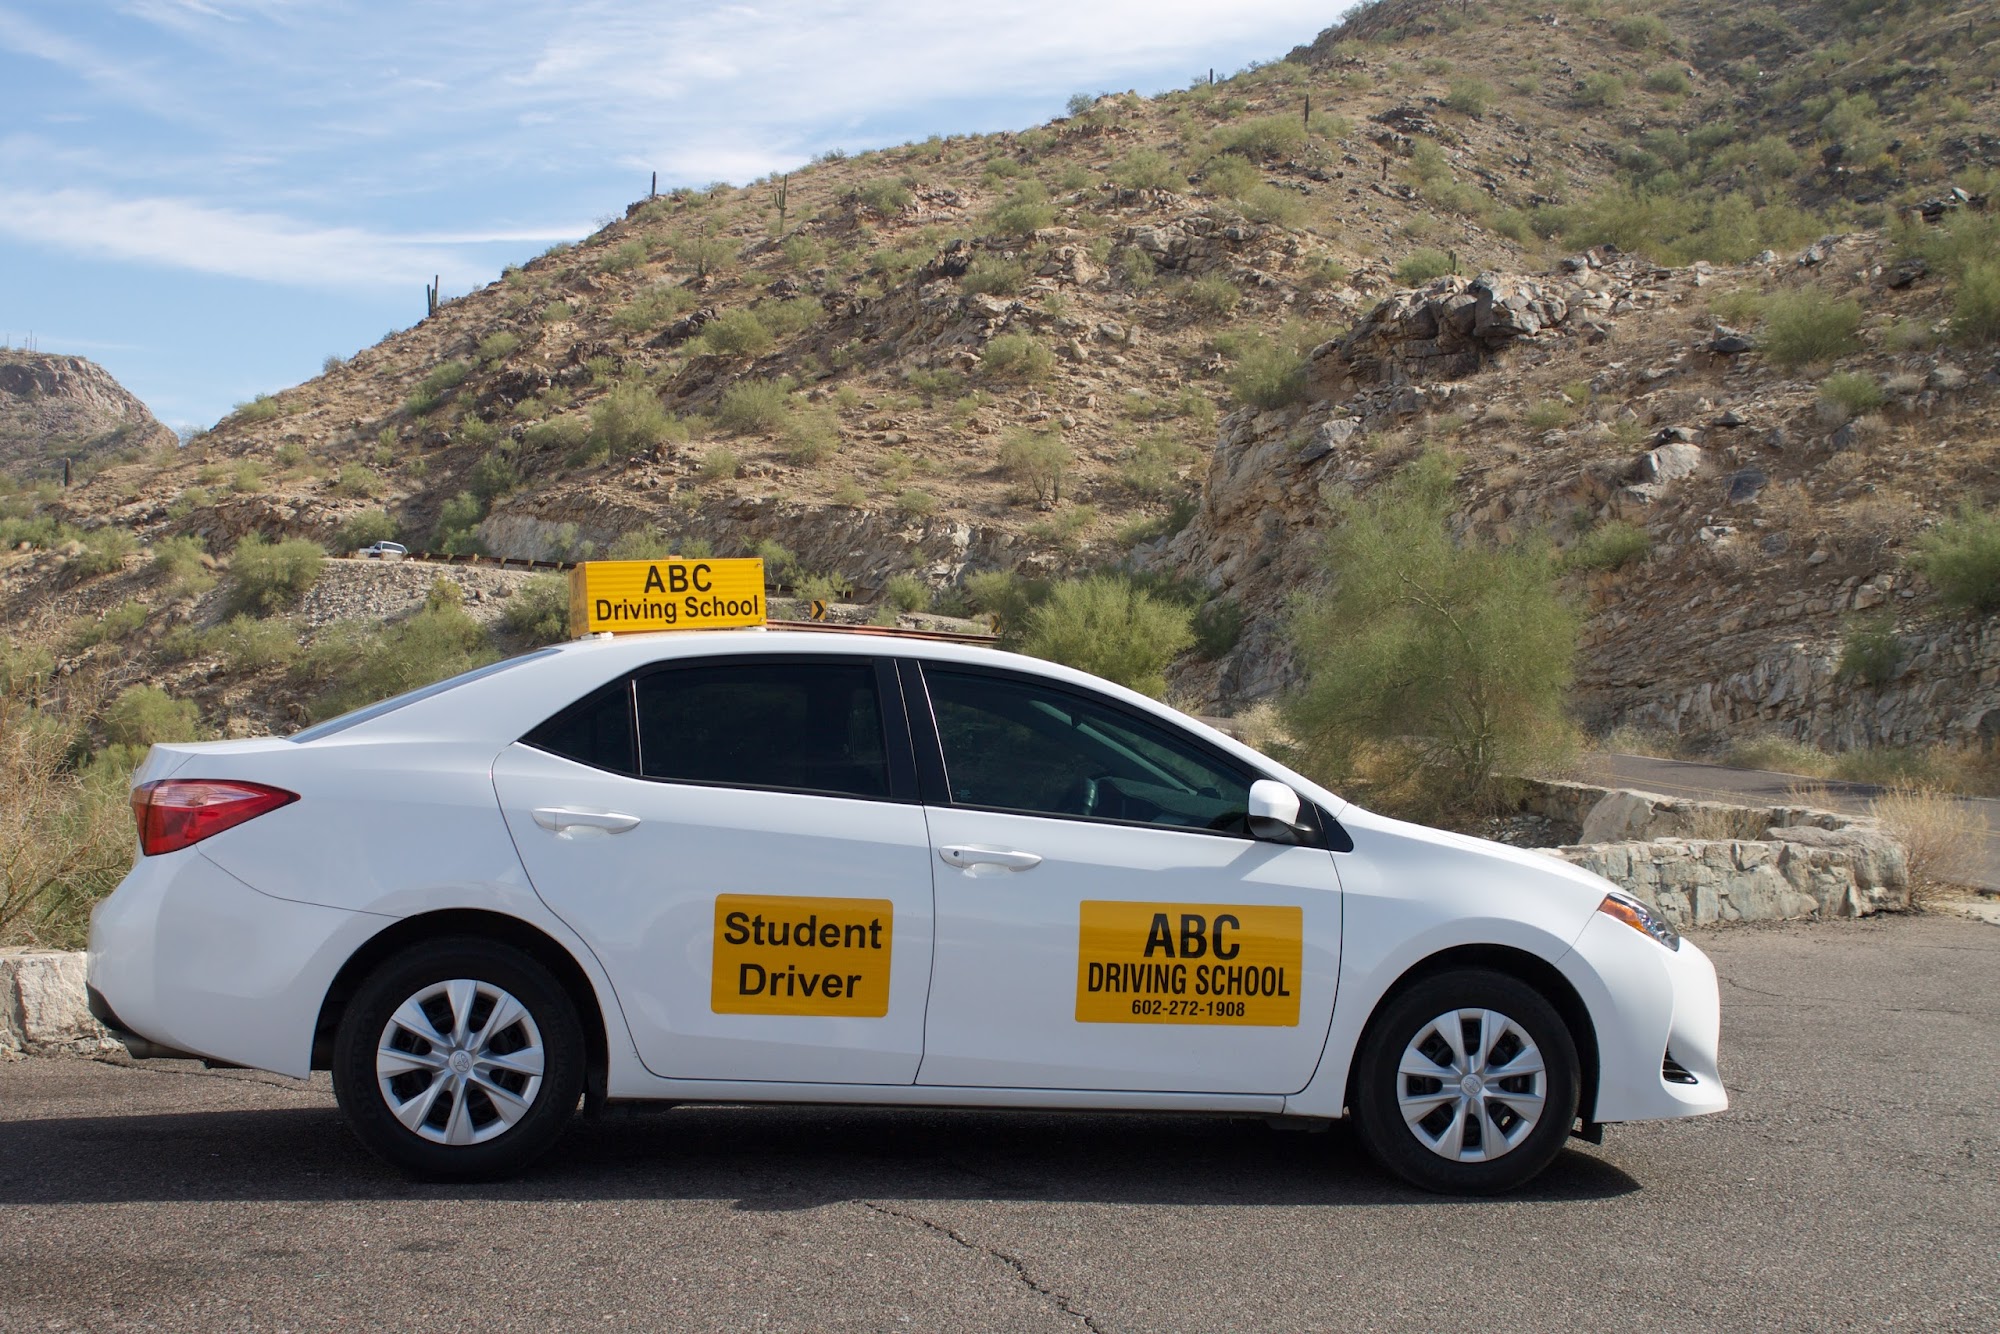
[87,848,389,1078]
[1561,912,1729,1124]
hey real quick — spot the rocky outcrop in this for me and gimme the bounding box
[1307,273,1571,397]
[0,352,175,483]
[0,949,116,1058]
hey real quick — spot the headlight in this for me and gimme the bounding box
[1597,890,1681,952]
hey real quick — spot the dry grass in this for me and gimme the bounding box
[0,701,135,949]
[1868,785,1987,906]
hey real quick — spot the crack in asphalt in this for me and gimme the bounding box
[861,1201,1103,1332]
[1720,975,1997,1016]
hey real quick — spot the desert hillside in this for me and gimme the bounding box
[4,0,1997,759]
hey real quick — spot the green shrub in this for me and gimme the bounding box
[1838,616,1902,687]
[521,414,588,454]
[598,239,647,274]
[1951,262,2000,346]
[1576,72,1626,108]
[232,394,281,423]
[405,360,471,415]
[794,571,854,603]
[1025,504,1095,549]
[858,178,913,214]
[998,428,1070,504]
[102,686,204,747]
[1819,372,1884,419]
[1915,504,2000,614]
[477,331,523,363]
[590,382,673,455]
[226,534,325,615]
[1020,576,1194,698]
[1395,248,1456,285]
[1285,450,1578,818]
[150,534,210,585]
[1193,598,1244,659]
[1117,247,1157,290]
[986,181,1054,235]
[606,529,676,560]
[208,614,301,671]
[758,297,823,340]
[1612,14,1669,48]
[1444,79,1491,116]
[337,510,397,551]
[715,378,793,433]
[980,334,1054,382]
[468,451,520,502]
[962,569,1048,639]
[0,644,54,697]
[885,574,931,613]
[1119,431,1199,498]
[700,308,774,358]
[780,407,840,465]
[1644,64,1690,95]
[1225,335,1310,410]
[332,463,382,498]
[72,526,137,576]
[612,284,697,333]
[699,448,742,482]
[1763,288,1862,368]
[895,488,937,517]
[961,257,1028,296]
[1112,149,1185,191]
[68,600,148,651]
[1238,185,1305,226]
[1183,272,1242,315]
[503,574,572,646]
[1212,115,1307,160]
[1565,520,1651,571]
[309,602,495,721]
[433,492,485,555]
[904,368,967,402]
[1522,399,1578,431]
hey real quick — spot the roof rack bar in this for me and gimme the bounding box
[765,619,999,645]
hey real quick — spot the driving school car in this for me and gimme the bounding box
[87,558,1725,1193]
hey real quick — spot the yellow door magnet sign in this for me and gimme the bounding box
[711,894,893,1016]
[568,558,766,637]
[1076,901,1302,1026]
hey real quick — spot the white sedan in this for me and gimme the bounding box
[88,630,1725,1192]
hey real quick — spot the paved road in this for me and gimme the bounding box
[3,914,1995,1332]
[1585,751,2000,892]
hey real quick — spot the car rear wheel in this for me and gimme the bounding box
[332,937,583,1180]
[1353,968,1579,1194]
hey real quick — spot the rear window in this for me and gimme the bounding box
[635,660,889,799]
[290,648,561,743]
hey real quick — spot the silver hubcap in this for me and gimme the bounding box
[1397,1008,1546,1163]
[376,979,545,1146]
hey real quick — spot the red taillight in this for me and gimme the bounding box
[131,780,299,856]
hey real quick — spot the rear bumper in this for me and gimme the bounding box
[87,849,390,1078]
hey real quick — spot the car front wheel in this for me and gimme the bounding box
[1353,968,1580,1194]
[332,937,583,1180]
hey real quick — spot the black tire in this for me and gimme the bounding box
[1353,968,1580,1195]
[331,936,584,1180]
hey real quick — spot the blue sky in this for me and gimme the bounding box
[0,1,1345,431]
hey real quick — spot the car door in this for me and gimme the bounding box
[492,654,936,1085]
[905,661,1343,1095]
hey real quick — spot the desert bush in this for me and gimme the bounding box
[1914,504,2000,613]
[904,368,967,402]
[780,406,841,465]
[67,600,148,652]
[961,257,1028,296]
[102,685,204,747]
[433,492,485,555]
[1119,431,1200,499]
[1819,371,1884,420]
[1576,72,1626,108]
[227,534,325,615]
[1223,334,1309,410]
[590,382,674,455]
[1212,115,1307,160]
[503,574,572,646]
[858,178,913,215]
[759,297,823,340]
[1870,785,1984,903]
[699,448,742,482]
[1565,520,1651,572]
[1644,64,1690,95]
[232,394,281,423]
[477,331,523,363]
[180,614,301,672]
[72,526,137,576]
[1762,288,1861,367]
[605,528,676,560]
[1444,79,1491,116]
[1183,272,1242,315]
[1612,14,1669,48]
[310,601,495,721]
[149,533,210,586]
[715,378,793,433]
[895,488,937,517]
[1521,399,1578,431]
[1285,450,1578,818]
[1193,598,1244,659]
[1395,248,1456,285]
[598,239,647,274]
[1113,149,1185,191]
[332,463,382,498]
[520,414,588,455]
[1239,184,1306,226]
[884,574,931,613]
[1838,615,1902,687]
[1951,262,2000,346]
[468,450,520,503]
[1026,505,1095,550]
[998,428,1071,504]
[980,334,1054,382]
[699,308,774,359]
[0,701,133,947]
[405,360,471,415]
[612,284,696,333]
[337,510,397,551]
[794,571,854,603]
[986,181,1054,235]
[1020,576,1194,699]
[1117,247,1158,290]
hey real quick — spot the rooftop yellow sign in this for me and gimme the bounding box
[567,558,767,636]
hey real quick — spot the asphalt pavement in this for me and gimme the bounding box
[2,913,1995,1331]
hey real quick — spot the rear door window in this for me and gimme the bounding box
[634,659,891,799]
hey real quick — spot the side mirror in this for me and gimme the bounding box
[1247,779,1304,843]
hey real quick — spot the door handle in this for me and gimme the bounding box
[939,845,1042,871]
[532,807,641,836]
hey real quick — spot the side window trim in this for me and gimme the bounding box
[897,657,951,805]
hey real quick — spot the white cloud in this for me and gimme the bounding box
[0,186,583,290]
